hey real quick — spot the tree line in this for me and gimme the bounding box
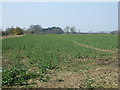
[0,24,118,36]
[1,25,78,36]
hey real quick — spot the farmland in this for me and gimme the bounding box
[2,34,118,88]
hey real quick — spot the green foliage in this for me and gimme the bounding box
[46,27,63,34]
[85,79,94,88]
[27,25,42,34]
[26,25,63,34]
[2,65,28,86]
[4,27,24,35]
[39,75,50,82]
[2,64,40,86]
[5,27,15,35]
[12,27,24,35]
[83,78,104,88]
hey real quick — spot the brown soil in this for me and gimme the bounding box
[1,34,25,39]
[26,55,118,88]
[27,65,118,88]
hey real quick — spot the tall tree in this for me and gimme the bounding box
[27,25,42,34]
[70,26,76,34]
[64,26,70,34]
[12,27,24,35]
[5,27,15,35]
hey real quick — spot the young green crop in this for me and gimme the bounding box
[2,34,118,86]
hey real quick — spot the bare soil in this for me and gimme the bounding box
[0,35,25,39]
[24,55,118,88]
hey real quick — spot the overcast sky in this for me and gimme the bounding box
[2,2,118,32]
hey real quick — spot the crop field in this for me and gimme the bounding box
[2,34,118,88]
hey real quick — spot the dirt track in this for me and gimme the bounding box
[0,35,25,39]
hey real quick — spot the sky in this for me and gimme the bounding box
[1,2,118,32]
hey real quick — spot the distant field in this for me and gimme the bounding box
[2,34,118,88]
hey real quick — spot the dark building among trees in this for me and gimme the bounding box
[42,27,63,34]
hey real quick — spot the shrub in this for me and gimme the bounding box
[12,27,24,35]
